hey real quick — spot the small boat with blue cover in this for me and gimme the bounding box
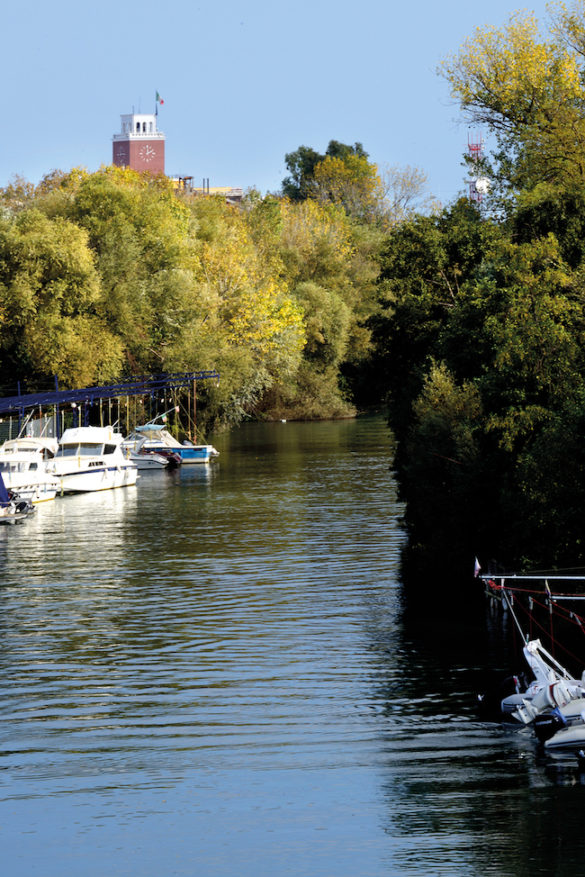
[123,422,219,465]
[0,471,35,523]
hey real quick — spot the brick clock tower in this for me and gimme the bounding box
[112,112,165,175]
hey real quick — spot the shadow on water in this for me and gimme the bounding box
[2,417,585,875]
[383,556,585,875]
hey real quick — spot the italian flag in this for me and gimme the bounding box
[156,91,164,105]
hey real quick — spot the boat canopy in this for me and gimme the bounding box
[0,472,10,507]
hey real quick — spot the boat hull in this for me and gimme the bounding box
[123,426,218,464]
[0,438,60,503]
[54,465,138,493]
[0,475,58,503]
[177,445,218,464]
[50,427,138,493]
[545,723,585,751]
[129,452,169,470]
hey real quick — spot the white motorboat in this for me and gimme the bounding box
[479,570,585,761]
[122,437,173,470]
[505,639,585,725]
[0,436,60,503]
[0,471,35,523]
[49,426,138,493]
[543,717,585,752]
[123,422,219,465]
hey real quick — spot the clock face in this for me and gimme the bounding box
[139,144,156,162]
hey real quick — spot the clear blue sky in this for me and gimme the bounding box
[3,0,549,206]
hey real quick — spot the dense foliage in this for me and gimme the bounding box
[0,164,389,431]
[375,1,585,574]
[9,5,585,576]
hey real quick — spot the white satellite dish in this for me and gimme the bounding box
[474,177,490,194]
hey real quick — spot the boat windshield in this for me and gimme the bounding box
[79,443,104,456]
[133,426,181,446]
[0,461,32,472]
[135,427,165,438]
[55,446,78,457]
[56,443,104,457]
[4,447,36,454]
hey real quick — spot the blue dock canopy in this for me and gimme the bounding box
[0,371,220,416]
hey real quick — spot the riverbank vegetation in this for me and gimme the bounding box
[0,146,412,428]
[378,1,585,573]
[3,4,585,573]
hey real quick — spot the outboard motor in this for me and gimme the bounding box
[533,709,567,743]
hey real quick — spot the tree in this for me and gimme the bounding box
[281,141,370,202]
[400,361,486,561]
[0,162,385,428]
[248,195,382,419]
[0,209,123,386]
[379,164,436,225]
[512,182,585,268]
[371,198,502,423]
[312,154,384,222]
[179,195,306,423]
[440,6,585,196]
[281,146,324,201]
[66,167,193,372]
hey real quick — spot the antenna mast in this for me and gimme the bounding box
[467,132,489,203]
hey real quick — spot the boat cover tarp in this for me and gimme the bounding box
[0,471,11,507]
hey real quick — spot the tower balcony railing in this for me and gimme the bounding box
[113,131,165,141]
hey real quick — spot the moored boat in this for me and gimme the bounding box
[479,569,585,762]
[506,639,585,725]
[122,436,181,470]
[0,436,60,503]
[123,422,219,465]
[0,471,35,523]
[544,718,585,752]
[49,426,138,493]
[479,637,585,724]
[124,442,170,470]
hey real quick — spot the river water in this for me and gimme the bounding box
[2,417,585,876]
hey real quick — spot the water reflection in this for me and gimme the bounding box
[369,599,585,876]
[2,418,585,876]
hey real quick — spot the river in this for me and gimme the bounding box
[2,417,585,876]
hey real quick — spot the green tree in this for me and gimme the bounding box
[371,198,502,423]
[281,146,324,201]
[65,167,193,371]
[0,209,122,386]
[400,362,487,560]
[281,141,369,202]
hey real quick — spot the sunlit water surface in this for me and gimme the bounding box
[2,418,585,876]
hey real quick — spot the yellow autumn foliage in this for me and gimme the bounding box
[441,5,585,186]
[312,155,385,221]
[194,207,305,361]
[442,11,582,120]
